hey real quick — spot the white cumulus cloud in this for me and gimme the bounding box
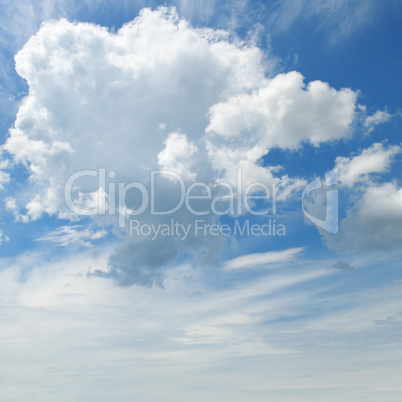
[364,110,393,133]
[336,142,401,187]
[4,7,267,221]
[327,182,402,251]
[158,132,198,181]
[206,71,357,187]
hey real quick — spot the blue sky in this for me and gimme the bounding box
[1,1,402,400]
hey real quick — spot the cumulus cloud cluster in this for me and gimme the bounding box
[2,7,366,283]
[4,7,358,212]
[329,181,402,250]
[321,142,402,250]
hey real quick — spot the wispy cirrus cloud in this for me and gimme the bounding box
[224,247,305,270]
[266,0,398,44]
[36,225,107,247]
[0,248,401,400]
